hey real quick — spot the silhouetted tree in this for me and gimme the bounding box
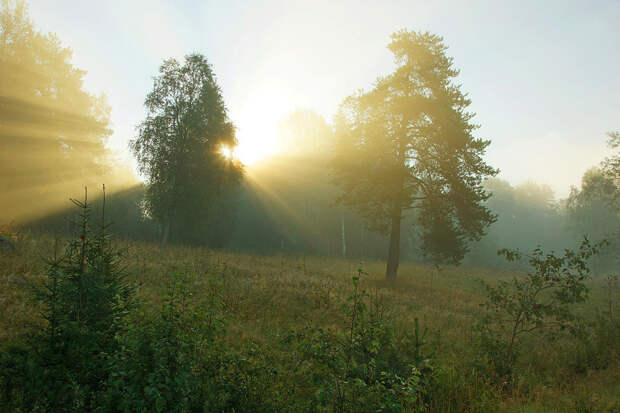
[131,54,242,245]
[332,30,497,280]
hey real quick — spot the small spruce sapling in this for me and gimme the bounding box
[0,186,134,410]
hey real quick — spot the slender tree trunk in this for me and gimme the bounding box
[385,202,402,281]
[161,219,170,246]
[360,228,365,258]
[341,216,346,259]
[161,206,174,247]
[162,162,179,247]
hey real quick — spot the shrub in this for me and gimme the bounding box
[475,238,602,381]
[100,269,281,413]
[290,268,438,412]
[100,271,223,412]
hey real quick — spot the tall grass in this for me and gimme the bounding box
[0,228,618,411]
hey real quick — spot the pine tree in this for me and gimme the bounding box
[332,30,497,279]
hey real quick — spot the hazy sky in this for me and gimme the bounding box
[28,0,619,198]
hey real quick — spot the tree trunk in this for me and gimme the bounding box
[385,202,402,281]
[361,227,365,258]
[341,217,346,259]
[161,206,174,247]
[162,171,177,247]
[161,219,170,247]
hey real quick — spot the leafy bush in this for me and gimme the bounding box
[475,238,602,381]
[100,271,222,412]
[101,270,281,413]
[290,269,438,412]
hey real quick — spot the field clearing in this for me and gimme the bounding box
[1,232,619,412]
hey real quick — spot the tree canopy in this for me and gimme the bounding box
[464,178,571,268]
[276,109,333,157]
[130,54,242,245]
[567,168,620,242]
[332,30,497,279]
[0,0,130,222]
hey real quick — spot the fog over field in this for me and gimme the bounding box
[1,1,619,411]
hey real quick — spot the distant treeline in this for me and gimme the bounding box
[25,157,619,274]
[25,155,395,260]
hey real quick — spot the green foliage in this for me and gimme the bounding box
[0,188,134,410]
[567,169,620,238]
[566,168,620,271]
[3,188,443,411]
[130,53,243,245]
[102,269,288,412]
[100,271,227,412]
[99,267,441,412]
[569,274,620,374]
[2,227,620,411]
[290,269,438,412]
[476,238,602,381]
[332,30,497,278]
[0,195,276,412]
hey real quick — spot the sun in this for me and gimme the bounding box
[229,84,287,166]
[234,137,278,166]
[219,137,277,166]
[220,146,233,160]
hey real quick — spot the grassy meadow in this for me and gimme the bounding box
[1,230,618,412]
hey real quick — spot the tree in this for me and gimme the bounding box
[276,108,332,156]
[0,188,134,410]
[465,179,572,268]
[331,30,497,280]
[567,168,620,260]
[0,0,129,222]
[131,54,242,245]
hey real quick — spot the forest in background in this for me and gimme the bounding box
[24,149,620,274]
